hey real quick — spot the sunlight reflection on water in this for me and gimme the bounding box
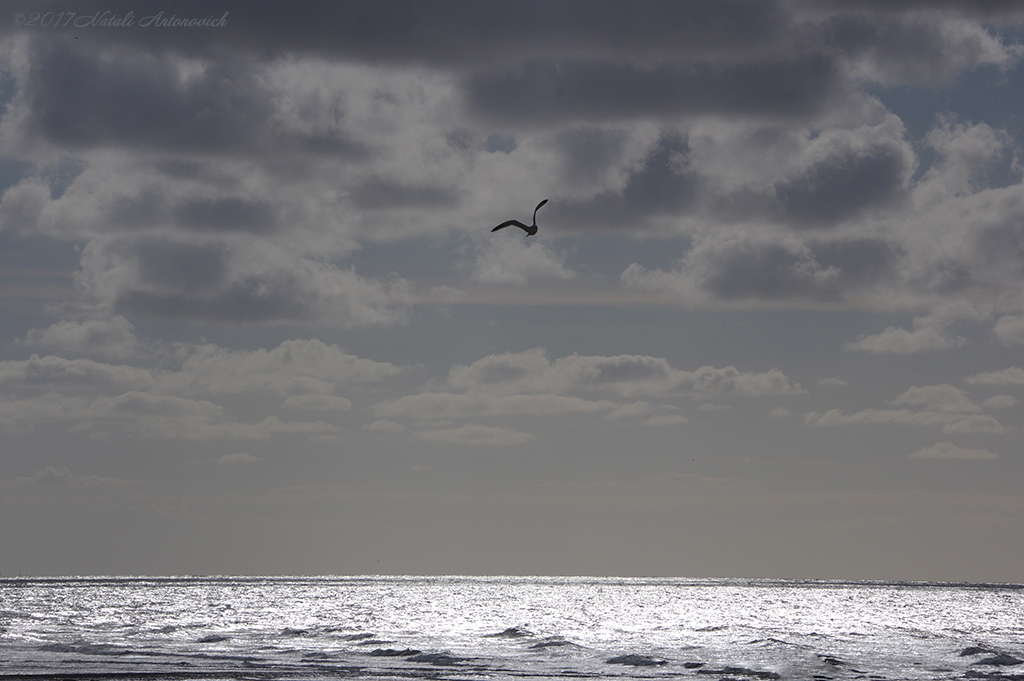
[1,576,1022,680]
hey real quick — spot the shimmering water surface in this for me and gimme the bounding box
[1,576,1022,680]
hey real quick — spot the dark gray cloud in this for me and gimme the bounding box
[1,0,786,66]
[10,1,1010,146]
[700,237,903,301]
[25,40,268,152]
[550,135,701,230]
[0,157,33,195]
[351,180,460,210]
[556,127,629,186]
[774,142,912,228]
[626,234,905,302]
[131,238,228,294]
[88,237,319,323]
[174,198,277,234]
[22,39,366,158]
[105,187,167,230]
[821,11,1015,85]
[11,0,1015,72]
[466,55,843,125]
[700,240,843,301]
[549,128,913,233]
[810,238,904,288]
[113,275,312,323]
[576,356,674,385]
[976,219,1024,276]
[822,0,1024,20]
[77,235,410,326]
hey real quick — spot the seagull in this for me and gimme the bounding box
[491,199,548,237]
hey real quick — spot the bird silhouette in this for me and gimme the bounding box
[491,199,548,236]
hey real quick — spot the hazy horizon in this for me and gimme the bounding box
[2,0,1023,582]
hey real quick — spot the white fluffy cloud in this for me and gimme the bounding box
[372,349,803,443]
[0,354,154,394]
[845,302,990,354]
[0,339,398,440]
[445,348,804,398]
[993,315,1024,346]
[891,385,980,413]
[804,380,1007,435]
[170,339,402,397]
[217,452,262,465]
[472,237,575,285]
[966,367,1024,385]
[375,392,619,421]
[844,324,966,354]
[805,408,1003,434]
[23,315,143,360]
[982,394,1018,409]
[909,442,998,461]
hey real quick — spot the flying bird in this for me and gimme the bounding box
[491,199,548,236]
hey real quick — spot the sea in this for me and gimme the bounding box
[1,576,1022,681]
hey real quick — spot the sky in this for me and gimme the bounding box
[2,0,1024,582]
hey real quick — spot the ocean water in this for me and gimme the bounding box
[1,576,1022,680]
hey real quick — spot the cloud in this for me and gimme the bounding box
[472,237,575,284]
[643,414,689,426]
[771,125,914,228]
[845,302,989,353]
[11,38,361,161]
[804,378,1005,435]
[805,408,1004,434]
[624,234,905,304]
[0,339,398,440]
[374,350,802,438]
[891,384,980,413]
[78,391,339,440]
[171,339,401,398]
[909,442,998,461]
[549,133,701,229]
[375,391,619,421]
[680,365,805,397]
[363,419,406,433]
[280,394,353,411]
[939,414,1005,434]
[965,367,1024,385]
[844,324,966,353]
[831,9,1016,86]
[5,1,1016,82]
[8,466,128,488]
[993,315,1024,346]
[444,349,804,398]
[23,315,144,360]
[1,2,1022,336]
[217,452,261,465]
[415,423,535,446]
[0,354,154,394]
[77,236,413,327]
[467,54,849,126]
[921,119,1011,195]
[605,401,652,420]
[818,377,847,387]
[982,394,1018,409]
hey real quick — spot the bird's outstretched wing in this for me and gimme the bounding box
[532,199,549,223]
[492,220,531,233]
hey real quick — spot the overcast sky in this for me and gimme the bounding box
[2,0,1024,581]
